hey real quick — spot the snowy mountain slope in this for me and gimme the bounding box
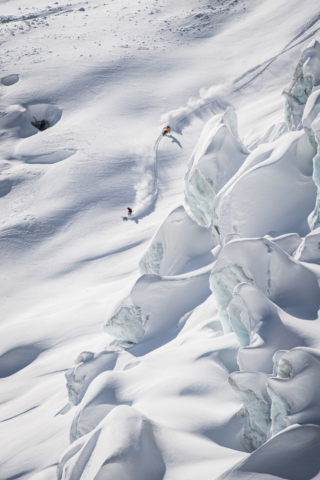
[1,0,320,479]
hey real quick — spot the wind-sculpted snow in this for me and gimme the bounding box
[184,107,248,230]
[139,205,214,276]
[264,232,302,256]
[214,130,317,242]
[210,237,320,327]
[217,424,320,480]
[232,284,312,374]
[59,310,248,479]
[54,38,320,480]
[104,270,212,350]
[65,351,124,406]
[294,228,320,263]
[58,405,166,480]
[283,39,320,131]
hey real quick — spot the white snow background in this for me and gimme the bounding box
[1,0,320,479]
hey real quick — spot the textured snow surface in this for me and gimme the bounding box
[2,1,320,480]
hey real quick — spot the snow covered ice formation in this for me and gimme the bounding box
[184,107,248,232]
[139,205,214,275]
[214,129,317,243]
[283,39,320,131]
[57,38,320,478]
[4,1,320,477]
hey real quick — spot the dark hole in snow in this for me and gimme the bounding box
[31,116,50,131]
[1,74,19,86]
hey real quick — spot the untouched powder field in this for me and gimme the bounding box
[1,0,320,479]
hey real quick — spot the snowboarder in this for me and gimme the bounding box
[162,125,171,136]
[127,207,132,217]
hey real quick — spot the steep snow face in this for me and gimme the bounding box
[214,130,317,242]
[302,89,320,229]
[229,371,271,451]
[184,108,248,230]
[294,228,320,263]
[104,270,211,350]
[210,237,320,323]
[139,205,214,276]
[58,405,166,480]
[58,315,247,479]
[217,424,320,480]
[267,348,320,435]
[283,39,320,131]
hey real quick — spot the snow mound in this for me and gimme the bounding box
[57,405,165,480]
[283,39,320,131]
[210,237,320,332]
[104,270,211,351]
[65,350,120,406]
[214,130,317,243]
[184,107,248,231]
[233,284,310,374]
[139,205,214,276]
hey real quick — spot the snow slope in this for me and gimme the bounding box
[2,0,320,479]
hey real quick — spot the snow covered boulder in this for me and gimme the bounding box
[283,39,320,131]
[139,205,214,276]
[184,107,248,230]
[267,347,320,436]
[214,130,317,242]
[58,405,165,480]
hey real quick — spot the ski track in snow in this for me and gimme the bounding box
[2,0,320,479]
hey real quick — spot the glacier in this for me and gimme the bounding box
[3,3,320,478]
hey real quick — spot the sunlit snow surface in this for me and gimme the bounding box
[2,1,320,480]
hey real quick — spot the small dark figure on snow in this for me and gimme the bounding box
[127,207,132,217]
[162,125,170,136]
[31,116,50,132]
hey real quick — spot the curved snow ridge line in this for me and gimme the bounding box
[162,29,320,137]
[151,33,307,213]
[104,269,212,349]
[139,205,216,277]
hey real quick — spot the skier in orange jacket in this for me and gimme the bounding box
[162,125,171,136]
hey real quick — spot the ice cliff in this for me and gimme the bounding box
[184,107,248,233]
